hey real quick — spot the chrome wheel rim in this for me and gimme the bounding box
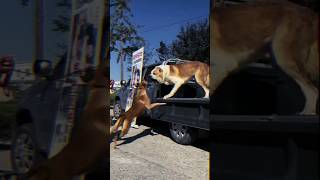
[172,123,187,139]
[113,103,122,118]
[13,132,35,173]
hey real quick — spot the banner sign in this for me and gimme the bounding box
[49,0,105,159]
[125,47,144,124]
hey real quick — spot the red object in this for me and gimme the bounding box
[0,56,14,87]
[110,80,114,89]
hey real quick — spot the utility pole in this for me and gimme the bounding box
[34,0,44,60]
[120,40,125,82]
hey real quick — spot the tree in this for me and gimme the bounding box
[21,0,71,58]
[52,0,71,58]
[159,19,209,63]
[156,41,171,62]
[110,0,145,81]
[172,19,209,63]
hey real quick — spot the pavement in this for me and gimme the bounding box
[110,123,209,180]
[1,109,210,179]
[0,142,13,178]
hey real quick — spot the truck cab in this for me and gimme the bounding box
[10,57,70,173]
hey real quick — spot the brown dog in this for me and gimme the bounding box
[210,1,319,114]
[24,63,108,180]
[110,80,166,148]
[150,61,210,99]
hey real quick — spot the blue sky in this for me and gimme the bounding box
[0,0,209,80]
[110,0,210,81]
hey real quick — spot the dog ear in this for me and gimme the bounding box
[142,80,147,86]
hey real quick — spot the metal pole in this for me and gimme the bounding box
[34,0,44,60]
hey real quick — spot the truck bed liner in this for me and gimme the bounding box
[211,115,319,133]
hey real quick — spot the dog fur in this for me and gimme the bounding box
[210,1,319,115]
[150,61,210,99]
[110,80,166,148]
[24,63,108,180]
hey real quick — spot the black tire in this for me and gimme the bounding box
[169,123,198,145]
[113,100,123,119]
[10,124,44,174]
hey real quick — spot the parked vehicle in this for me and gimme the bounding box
[10,57,91,174]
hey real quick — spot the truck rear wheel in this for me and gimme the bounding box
[113,100,123,119]
[169,123,198,145]
[11,124,44,174]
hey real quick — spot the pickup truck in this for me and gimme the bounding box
[114,57,318,179]
[113,59,210,145]
[9,57,106,178]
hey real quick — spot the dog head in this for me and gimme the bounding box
[138,80,148,89]
[150,66,165,83]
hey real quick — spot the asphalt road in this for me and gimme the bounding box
[0,141,12,171]
[110,122,209,180]
[0,142,14,178]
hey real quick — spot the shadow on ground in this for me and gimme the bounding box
[122,117,210,152]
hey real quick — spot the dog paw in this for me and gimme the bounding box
[163,95,171,99]
[159,103,167,106]
[112,144,118,149]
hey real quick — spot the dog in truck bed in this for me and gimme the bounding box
[110,80,166,148]
[210,1,319,115]
[150,61,210,99]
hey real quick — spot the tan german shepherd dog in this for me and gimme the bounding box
[110,80,166,148]
[150,61,210,99]
[210,1,319,114]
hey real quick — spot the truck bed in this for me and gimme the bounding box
[150,98,210,130]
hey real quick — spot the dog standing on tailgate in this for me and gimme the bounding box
[110,80,166,148]
[210,1,319,114]
[150,61,210,99]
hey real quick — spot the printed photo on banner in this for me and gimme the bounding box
[125,47,144,112]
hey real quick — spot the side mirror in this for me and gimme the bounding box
[33,59,53,78]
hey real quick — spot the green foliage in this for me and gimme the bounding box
[110,0,145,64]
[171,19,209,63]
[158,19,209,63]
[156,41,172,62]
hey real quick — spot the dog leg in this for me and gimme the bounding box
[112,133,118,149]
[203,87,210,98]
[195,72,210,98]
[121,118,131,137]
[279,67,318,115]
[110,116,124,134]
[211,48,240,96]
[272,23,318,115]
[163,83,183,99]
[146,103,167,110]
